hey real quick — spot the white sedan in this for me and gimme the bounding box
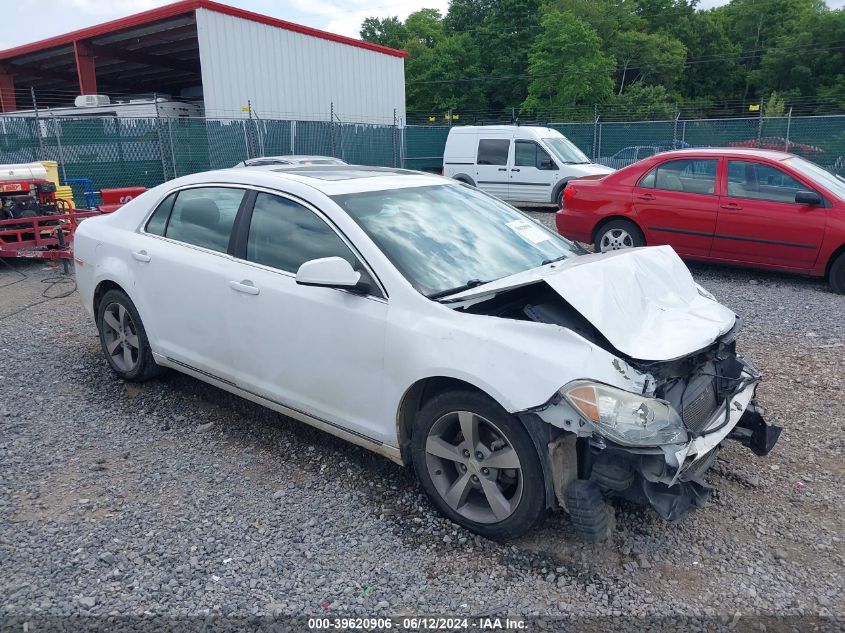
[74,165,780,540]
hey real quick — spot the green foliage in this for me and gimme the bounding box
[358,0,845,119]
[521,11,615,113]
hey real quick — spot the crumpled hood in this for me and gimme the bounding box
[448,246,736,361]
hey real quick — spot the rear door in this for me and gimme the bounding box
[474,135,511,199]
[631,157,719,258]
[712,159,826,270]
[510,139,558,202]
[135,186,247,381]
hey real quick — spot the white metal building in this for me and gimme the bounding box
[0,0,407,125]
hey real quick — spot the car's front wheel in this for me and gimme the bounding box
[411,390,545,540]
[96,289,163,381]
[594,219,645,253]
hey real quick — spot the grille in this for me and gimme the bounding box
[682,381,719,434]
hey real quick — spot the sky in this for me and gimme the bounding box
[1,0,844,50]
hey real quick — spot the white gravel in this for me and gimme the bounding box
[1,249,843,626]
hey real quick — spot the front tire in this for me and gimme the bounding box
[96,289,163,381]
[829,252,845,294]
[594,219,645,253]
[411,390,545,540]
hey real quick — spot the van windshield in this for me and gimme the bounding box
[543,137,591,165]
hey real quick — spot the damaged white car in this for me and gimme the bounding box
[74,166,781,541]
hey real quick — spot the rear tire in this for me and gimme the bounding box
[829,252,845,294]
[565,480,613,543]
[593,219,645,253]
[96,289,163,381]
[411,390,545,540]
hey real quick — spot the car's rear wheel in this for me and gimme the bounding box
[829,252,845,294]
[411,390,545,540]
[96,289,163,381]
[594,219,645,253]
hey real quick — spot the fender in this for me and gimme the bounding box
[551,177,575,205]
[452,174,476,187]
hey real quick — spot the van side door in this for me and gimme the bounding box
[474,136,511,200]
[511,139,558,203]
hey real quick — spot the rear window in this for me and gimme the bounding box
[164,187,245,253]
[477,139,510,166]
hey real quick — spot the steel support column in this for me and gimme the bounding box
[0,67,16,112]
[73,40,97,95]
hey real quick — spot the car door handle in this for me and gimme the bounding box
[131,250,151,263]
[229,280,260,295]
[511,168,520,172]
[637,193,656,201]
[497,167,507,171]
[720,203,742,210]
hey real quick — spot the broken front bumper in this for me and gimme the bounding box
[586,373,782,522]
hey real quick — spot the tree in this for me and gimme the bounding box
[404,8,445,47]
[612,84,680,120]
[360,16,408,50]
[521,11,615,115]
[612,30,686,94]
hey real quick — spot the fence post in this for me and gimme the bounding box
[592,105,600,161]
[153,93,169,181]
[673,110,680,149]
[50,112,67,183]
[392,108,397,168]
[30,87,45,161]
[330,101,335,157]
[784,107,793,151]
[167,117,177,178]
[290,120,296,154]
[756,102,764,146]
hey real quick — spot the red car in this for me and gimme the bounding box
[555,148,845,293]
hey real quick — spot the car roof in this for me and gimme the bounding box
[450,125,559,134]
[655,148,794,161]
[203,165,448,195]
[241,155,346,165]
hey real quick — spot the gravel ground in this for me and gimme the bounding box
[1,238,843,628]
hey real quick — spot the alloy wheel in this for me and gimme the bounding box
[101,302,140,372]
[424,410,523,524]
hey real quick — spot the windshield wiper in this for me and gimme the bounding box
[427,278,490,301]
[541,255,567,265]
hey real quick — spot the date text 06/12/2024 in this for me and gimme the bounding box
[307,617,527,630]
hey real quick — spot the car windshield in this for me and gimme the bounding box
[542,137,591,164]
[783,157,845,200]
[333,184,579,298]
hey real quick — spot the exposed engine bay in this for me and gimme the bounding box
[457,280,782,522]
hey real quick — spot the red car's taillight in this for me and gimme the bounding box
[562,185,576,208]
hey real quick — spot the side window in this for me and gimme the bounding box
[477,139,510,165]
[165,187,245,253]
[246,193,355,274]
[727,161,809,203]
[145,192,176,235]
[514,141,536,167]
[639,159,717,195]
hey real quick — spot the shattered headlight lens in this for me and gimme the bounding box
[562,380,688,446]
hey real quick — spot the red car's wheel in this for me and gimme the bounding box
[594,219,645,253]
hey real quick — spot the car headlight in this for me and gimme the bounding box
[562,380,688,446]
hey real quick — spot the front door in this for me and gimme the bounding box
[225,191,389,442]
[711,160,826,270]
[133,186,247,381]
[475,137,511,200]
[632,157,720,258]
[510,139,558,203]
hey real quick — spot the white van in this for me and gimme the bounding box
[443,126,614,206]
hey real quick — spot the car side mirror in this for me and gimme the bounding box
[795,190,822,206]
[539,158,555,170]
[296,257,366,292]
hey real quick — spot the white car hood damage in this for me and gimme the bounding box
[447,245,736,361]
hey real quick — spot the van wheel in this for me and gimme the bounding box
[594,219,645,253]
[411,390,545,540]
[554,184,566,208]
[829,252,845,294]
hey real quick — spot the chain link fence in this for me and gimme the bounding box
[0,113,402,206]
[1,111,843,206]
[405,113,845,175]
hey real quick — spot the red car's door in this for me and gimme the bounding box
[632,157,720,258]
[712,159,826,270]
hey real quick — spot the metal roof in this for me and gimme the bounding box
[0,0,407,61]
